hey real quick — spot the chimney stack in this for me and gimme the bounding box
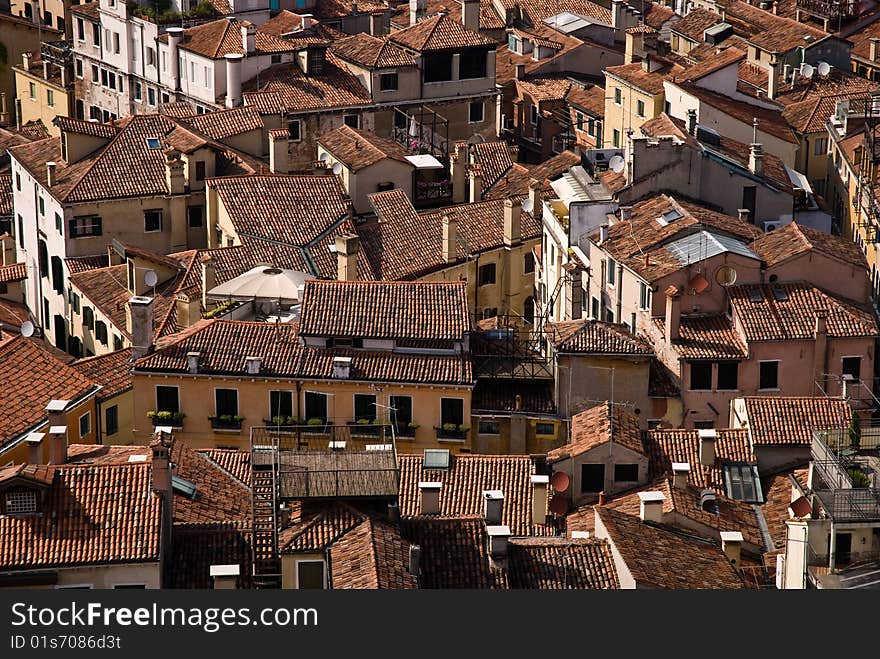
[224,53,244,108]
[487,525,511,559]
[468,164,483,202]
[460,0,479,31]
[0,92,8,126]
[783,63,792,83]
[611,0,627,30]
[369,12,385,36]
[698,428,717,466]
[599,225,609,243]
[201,256,216,309]
[531,475,548,525]
[175,293,200,329]
[187,351,200,374]
[419,481,442,515]
[408,544,421,576]
[151,431,173,551]
[26,432,45,464]
[335,233,360,281]
[749,142,764,176]
[672,462,690,489]
[767,60,778,100]
[22,52,31,71]
[240,22,256,54]
[638,491,665,523]
[686,109,697,136]
[129,296,155,360]
[515,63,526,80]
[503,199,522,247]
[528,180,542,221]
[166,27,183,91]
[483,489,504,525]
[210,565,240,590]
[442,215,457,263]
[46,399,70,464]
[409,0,423,26]
[664,285,681,342]
[720,531,744,568]
[301,14,314,30]
[814,308,828,386]
[451,142,468,203]
[165,151,186,195]
[620,206,632,221]
[268,129,289,174]
[737,208,750,223]
[46,162,56,187]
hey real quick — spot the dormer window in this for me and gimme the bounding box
[507,34,521,53]
[145,137,161,149]
[5,489,37,514]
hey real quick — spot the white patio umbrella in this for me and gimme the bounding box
[207,266,314,304]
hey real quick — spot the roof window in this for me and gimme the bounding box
[145,137,162,149]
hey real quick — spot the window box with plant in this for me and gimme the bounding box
[264,416,303,426]
[395,422,419,438]
[146,410,185,428]
[348,418,381,436]
[209,415,245,430]
[435,423,469,440]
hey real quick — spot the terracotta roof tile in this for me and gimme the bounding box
[565,83,606,116]
[331,32,417,68]
[515,75,573,103]
[750,222,868,270]
[159,101,198,118]
[505,536,620,588]
[497,0,611,26]
[55,116,119,139]
[17,120,50,142]
[329,517,419,588]
[547,319,653,354]
[280,503,364,552]
[313,0,388,18]
[470,140,515,191]
[198,448,251,486]
[169,524,253,589]
[0,262,26,283]
[69,1,100,20]
[671,8,726,42]
[672,47,746,84]
[158,18,298,59]
[548,402,644,461]
[740,396,852,446]
[652,314,748,359]
[318,125,413,171]
[170,441,251,526]
[761,467,808,550]
[390,14,496,51]
[71,349,133,400]
[180,107,264,140]
[297,346,473,385]
[605,61,683,95]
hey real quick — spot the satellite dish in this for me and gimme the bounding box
[609,155,625,173]
[715,265,738,287]
[318,152,331,163]
[817,61,831,77]
[801,64,815,79]
[331,162,343,175]
[550,470,570,493]
[521,198,534,213]
[20,320,34,338]
[144,269,158,287]
[467,133,485,145]
[548,494,570,516]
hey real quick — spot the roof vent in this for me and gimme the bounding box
[418,481,442,515]
[332,355,352,379]
[700,488,718,514]
[486,525,511,559]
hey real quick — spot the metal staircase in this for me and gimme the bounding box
[251,461,281,589]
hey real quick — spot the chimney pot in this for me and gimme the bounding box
[503,198,522,247]
[331,355,352,379]
[720,531,744,567]
[45,399,70,463]
[46,161,56,187]
[418,481,442,515]
[442,214,457,263]
[408,544,421,576]
[515,63,526,80]
[638,491,665,523]
[664,285,681,342]
[301,14,314,30]
[335,233,360,281]
[737,208,750,223]
[528,181,542,221]
[598,490,607,505]
[26,431,46,465]
[460,0,479,31]
[129,296,155,360]
[686,109,697,136]
[224,53,244,109]
[210,564,240,590]
[672,462,691,489]
[483,489,504,525]
[698,428,717,466]
[486,524,511,559]
[531,475,548,525]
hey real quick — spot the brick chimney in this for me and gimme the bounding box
[503,198,522,247]
[165,150,186,195]
[720,531,743,568]
[460,0,479,31]
[531,475,548,525]
[210,564,240,589]
[698,428,717,466]
[468,163,483,202]
[240,21,256,53]
[268,129,289,174]
[450,142,468,203]
[664,285,681,342]
[26,431,45,464]
[46,399,69,464]
[528,180,542,221]
[483,489,504,525]
[419,481,442,514]
[129,296,155,360]
[638,491,665,523]
[46,162,56,187]
[335,233,360,281]
[442,214,457,263]
[201,255,216,309]
[672,462,690,489]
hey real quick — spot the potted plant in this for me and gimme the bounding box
[357,418,371,425]
[307,417,324,426]
[457,424,470,434]
[233,415,245,424]
[146,410,157,420]
[848,410,861,450]
[442,422,458,434]
[272,416,286,425]
[407,422,420,430]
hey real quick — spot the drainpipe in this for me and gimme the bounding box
[615,263,623,323]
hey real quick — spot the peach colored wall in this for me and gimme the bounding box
[764,252,869,304]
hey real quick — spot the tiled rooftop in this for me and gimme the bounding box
[331,32,417,68]
[329,517,419,589]
[739,396,852,446]
[318,125,413,171]
[652,314,748,360]
[71,349,133,401]
[548,402,644,461]
[547,319,654,355]
[750,222,868,270]
[390,13,496,52]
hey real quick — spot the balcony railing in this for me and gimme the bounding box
[435,425,469,441]
[795,0,860,19]
[815,488,880,522]
[210,416,244,430]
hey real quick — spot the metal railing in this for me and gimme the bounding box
[815,488,880,522]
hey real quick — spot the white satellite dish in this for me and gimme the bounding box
[331,162,343,175]
[801,64,815,79]
[521,198,534,213]
[715,265,738,287]
[144,269,158,287]
[20,320,34,338]
[319,152,331,163]
[817,61,831,77]
[609,155,625,173]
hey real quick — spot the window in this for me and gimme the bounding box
[38,196,44,216]
[215,389,238,417]
[113,335,123,350]
[148,87,156,106]
[95,320,108,345]
[297,560,325,589]
[51,256,63,294]
[343,114,360,128]
[204,65,210,86]
[93,24,100,46]
[76,17,85,41]
[105,405,118,436]
[469,101,484,123]
[637,99,645,117]
[91,65,99,83]
[304,391,327,422]
[187,205,204,228]
[423,53,453,82]
[147,47,155,66]
[380,72,398,91]
[113,32,120,54]
[842,356,861,380]
[17,215,24,248]
[156,385,179,413]
[270,54,282,64]
[69,215,101,238]
[307,49,325,75]
[613,129,620,147]
[75,59,83,78]
[5,490,37,514]
[614,87,621,105]
[535,422,555,436]
[144,209,163,233]
[690,363,712,390]
[28,82,35,100]
[82,306,94,330]
[614,463,639,482]
[604,308,614,323]
[460,49,487,79]
[79,412,91,438]
[529,104,538,125]
[759,360,779,390]
[15,173,20,191]
[478,420,500,434]
[716,361,738,390]
[478,262,496,286]
[134,81,142,101]
[581,463,605,493]
[47,90,54,107]
[189,61,195,82]
[108,72,117,91]
[606,258,616,285]
[524,252,535,274]
[353,394,376,422]
[693,420,714,430]
[100,68,108,87]
[71,292,80,314]
[288,120,301,141]
[54,212,63,235]
[587,117,595,136]
[440,398,464,426]
[576,112,584,130]
[389,395,412,427]
[190,160,205,182]
[814,137,828,156]
[38,240,48,278]
[269,390,293,420]
[638,282,651,310]
[723,464,763,502]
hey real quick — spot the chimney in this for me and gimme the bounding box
[641,53,651,73]
[331,356,352,379]
[22,52,31,71]
[611,0,627,30]
[268,129,289,174]
[245,356,262,375]
[151,431,173,550]
[748,142,763,176]
[664,285,681,342]
[26,432,45,464]
[620,206,632,221]
[175,293,200,329]
[672,462,690,489]
[599,225,609,243]
[201,256,216,309]
[369,12,385,36]
[409,0,424,26]
[451,142,468,203]
[468,164,483,202]
[165,151,185,195]
[210,564,240,590]
[408,544,421,576]
[698,428,717,466]
[814,309,828,386]
[503,198,522,247]
[335,233,360,281]
[686,109,697,136]
[531,475,548,525]
[460,0,479,31]
[0,92,9,126]
[166,27,184,91]
[419,481,442,515]
[129,296,155,360]
[442,214,457,263]
[720,531,744,568]
[528,180,542,221]
[772,0,779,13]
[638,491,665,523]
[224,53,244,109]
[46,161,56,187]
[187,351,200,374]
[598,490,607,505]
[301,14,314,30]
[738,208,750,223]
[240,22,256,53]
[387,501,400,522]
[515,63,526,80]
[46,399,69,464]
[483,489,504,525]
[767,60,778,100]
[487,525,511,559]
[783,63,792,83]
[42,59,49,80]
[872,39,880,62]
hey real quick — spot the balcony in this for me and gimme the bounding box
[795,0,860,21]
[210,415,244,431]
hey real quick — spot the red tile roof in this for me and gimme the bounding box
[198,448,251,486]
[0,262,26,283]
[740,396,852,446]
[169,524,253,589]
[318,125,413,171]
[180,107,264,140]
[750,222,868,270]
[671,47,746,84]
[331,32,418,68]
[329,517,419,589]
[605,61,683,95]
[652,314,748,359]
[158,18,298,58]
[548,402,644,462]
[761,467,808,551]
[71,349,133,401]
[390,14,496,51]
[547,319,654,355]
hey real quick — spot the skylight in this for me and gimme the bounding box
[171,475,197,499]
[662,209,683,223]
[423,449,451,470]
[748,289,764,303]
[771,284,789,302]
[723,463,764,503]
[145,137,162,149]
